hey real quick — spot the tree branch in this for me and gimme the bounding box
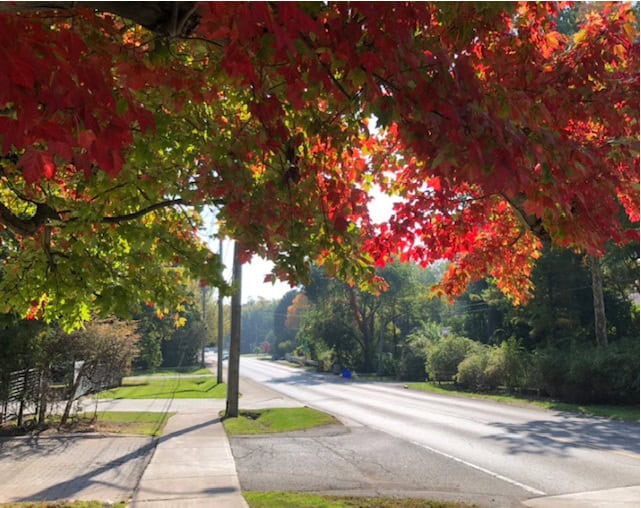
[101,198,187,224]
[0,2,201,37]
[500,192,551,244]
[0,201,60,236]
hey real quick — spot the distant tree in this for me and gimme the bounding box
[272,290,299,355]
[241,298,278,354]
[285,293,309,332]
[134,297,206,369]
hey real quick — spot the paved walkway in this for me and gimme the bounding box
[0,434,153,503]
[130,409,247,508]
[0,363,254,507]
[522,486,640,508]
[122,369,300,507]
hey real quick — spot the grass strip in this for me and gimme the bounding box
[74,411,173,437]
[407,382,639,421]
[95,377,226,399]
[224,407,337,435]
[131,366,211,376]
[1,411,173,438]
[243,492,476,508]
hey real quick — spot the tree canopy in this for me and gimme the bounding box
[0,2,638,327]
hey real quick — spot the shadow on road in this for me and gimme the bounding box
[15,417,221,502]
[483,416,640,457]
[268,369,354,387]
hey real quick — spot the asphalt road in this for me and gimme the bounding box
[235,357,640,504]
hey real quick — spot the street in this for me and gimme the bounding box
[236,356,640,503]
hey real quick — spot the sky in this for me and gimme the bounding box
[203,188,397,304]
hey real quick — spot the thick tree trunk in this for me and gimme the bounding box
[225,241,242,418]
[589,256,608,347]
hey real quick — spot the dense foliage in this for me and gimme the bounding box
[0,2,637,329]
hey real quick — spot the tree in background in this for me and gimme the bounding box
[271,290,299,358]
[134,295,207,370]
[451,244,639,349]
[241,298,278,354]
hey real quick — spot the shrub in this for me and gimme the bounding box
[455,346,503,392]
[276,340,294,358]
[397,335,430,381]
[532,337,640,404]
[426,335,477,382]
[456,348,489,390]
[485,338,528,391]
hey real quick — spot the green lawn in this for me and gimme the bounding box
[1,411,173,438]
[243,492,476,508]
[77,411,173,436]
[131,366,212,376]
[223,408,337,435]
[96,377,226,399]
[407,382,639,421]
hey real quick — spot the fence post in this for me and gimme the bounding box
[37,368,48,425]
[17,369,30,427]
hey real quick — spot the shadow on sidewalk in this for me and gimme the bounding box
[17,417,222,502]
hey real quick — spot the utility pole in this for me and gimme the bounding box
[377,322,384,376]
[590,255,608,347]
[201,284,207,367]
[225,240,242,417]
[217,238,224,384]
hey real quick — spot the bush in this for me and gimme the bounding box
[485,338,528,391]
[532,337,640,404]
[397,335,430,381]
[276,340,294,358]
[426,335,477,382]
[455,346,503,391]
[457,348,489,390]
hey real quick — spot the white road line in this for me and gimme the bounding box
[408,438,547,496]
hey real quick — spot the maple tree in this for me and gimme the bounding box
[0,2,638,328]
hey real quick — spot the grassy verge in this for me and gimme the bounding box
[1,501,126,507]
[0,411,172,438]
[69,411,173,437]
[243,492,476,508]
[95,377,226,399]
[407,382,639,421]
[131,366,211,376]
[223,408,337,435]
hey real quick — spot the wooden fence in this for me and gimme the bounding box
[1,368,40,424]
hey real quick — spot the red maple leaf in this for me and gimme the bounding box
[19,148,56,183]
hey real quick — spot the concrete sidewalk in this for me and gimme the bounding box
[130,409,247,508]
[523,485,640,508]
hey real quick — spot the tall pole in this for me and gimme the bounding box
[590,255,608,347]
[225,240,242,417]
[217,238,224,384]
[201,285,207,367]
